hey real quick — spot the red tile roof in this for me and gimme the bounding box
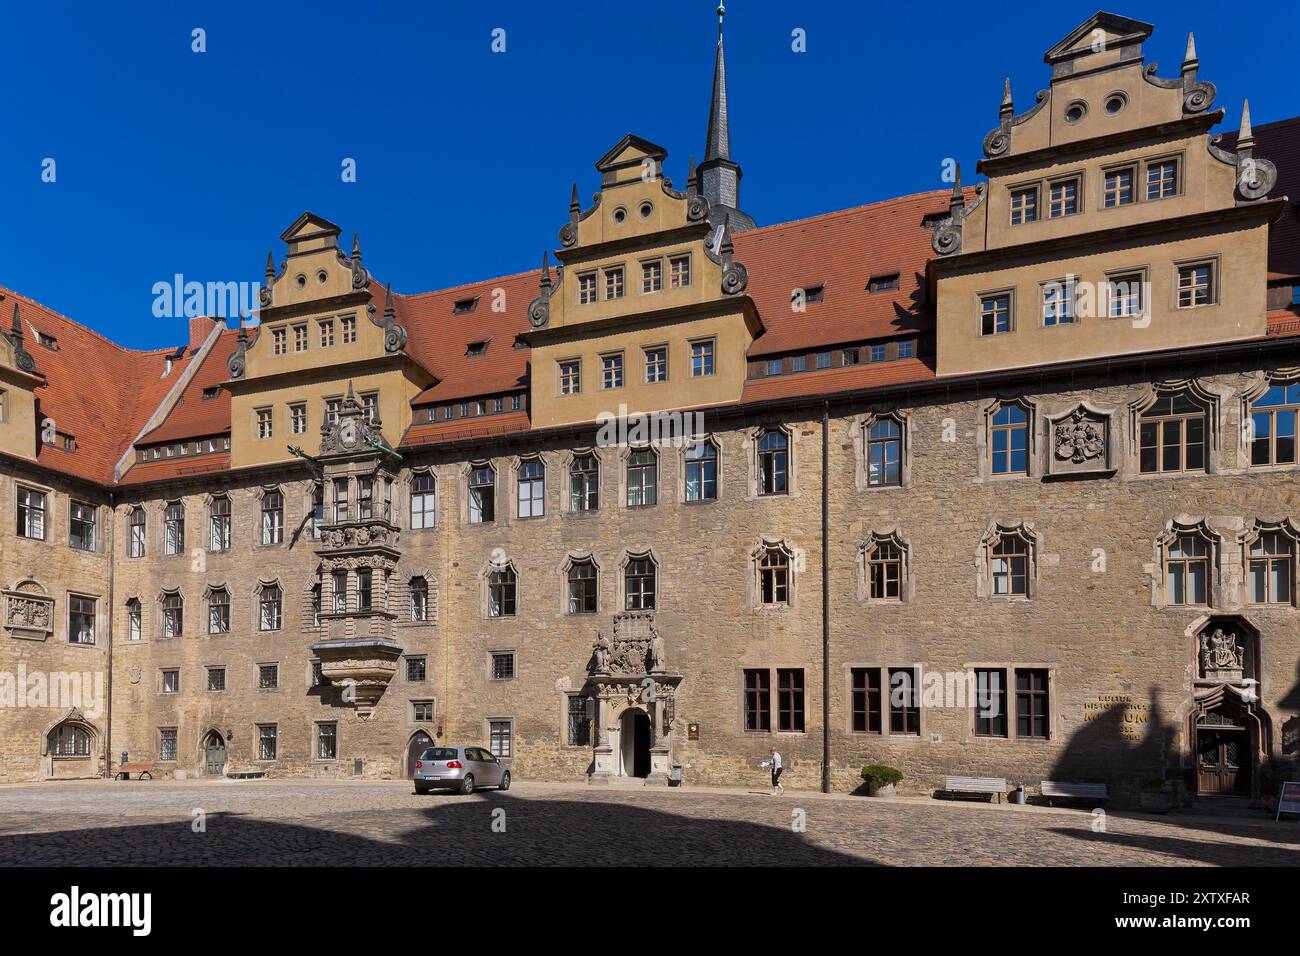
[117,452,231,487]
[400,410,532,448]
[1223,116,1300,281]
[740,357,936,403]
[137,328,240,446]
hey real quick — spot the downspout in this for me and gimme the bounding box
[821,400,831,794]
[104,491,115,777]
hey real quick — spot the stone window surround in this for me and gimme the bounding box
[399,567,437,627]
[956,663,1058,744]
[1239,368,1300,473]
[462,459,498,526]
[561,692,595,749]
[736,662,811,736]
[481,558,518,620]
[852,409,913,491]
[158,726,178,763]
[677,434,722,505]
[743,423,799,500]
[560,447,602,516]
[312,720,339,763]
[617,444,660,511]
[749,537,800,610]
[488,648,517,682]
[406,467,438,531]
[256,578,285,631]
[1127,379,1223,477]
[15,478,53,542]
[486,717,514,760]
[1150,516,1223,611]
[256,660,280,691]
[512,454,547,521]
[204,664,227,692]
[157,587,185,639]
[159,498,187,558]
[840,663,930,740]
[256,484,287,549]
[976,520,1039,601]
[856,528,912,605]
[64,589,100,646]
[558,550,601,616]
[202,582,233,636]
[977,396,1038,482]
[619,547,659,612]
[412,700,437,725]
[1239,517,1300,609]
[254,723,278,762]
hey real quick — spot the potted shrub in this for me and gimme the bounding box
[1139,776,1175,814]
[860,764,903,798]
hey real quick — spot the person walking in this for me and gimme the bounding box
[769,747,784,796]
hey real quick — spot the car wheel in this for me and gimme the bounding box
[414,784,430,795]
[459,774,475,795]
[499,771,511,791]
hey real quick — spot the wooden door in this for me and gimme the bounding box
[1197,729,1247,795]
[204,734,226,776]
[407,732,434,778]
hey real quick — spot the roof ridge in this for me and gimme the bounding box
[735,187,960,240]
[0,284,183,356]
[403,266,544,301]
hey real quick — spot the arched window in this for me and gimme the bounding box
[990,405,1029,475]
[209,495,231,551]
[162,592,183,638]
[685,440,717,501]
[866,539,904,600]
[164,501,185,555]
[488,565,516,617]
[627,449,657,507]
[128,507,146,557]
[1139,394,1206,474]
[757,430,788,495]
[48,722,92,757]
[625,555,656,610]
[310,583,321,626]
[261,490,284,545]
[410,473,436,528]
[208,587,230,634]
[867,417,903,487]
[518,459,545,518]
[758,546,791,606]
[126,598,142,641]
[567,559,598,614]
[1249,381,1300,467]
[410,577,429,621]
[570,454,599,512]
[984,526,1035,598]
[259,583,283,630]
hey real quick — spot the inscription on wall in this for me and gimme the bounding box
[1082,695,1151,740]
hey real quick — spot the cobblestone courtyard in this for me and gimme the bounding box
[0,780,1296,866]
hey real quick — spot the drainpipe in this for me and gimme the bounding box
[104,492,115,777]
[821,401,831,794]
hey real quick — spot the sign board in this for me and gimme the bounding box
[687,722,700,741]
[1277,781,1300,820]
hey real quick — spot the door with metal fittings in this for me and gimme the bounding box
[1196,725,1248,795]
[204,732,227,776]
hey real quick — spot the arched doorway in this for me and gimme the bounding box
[1195,710,1248,795]
[406,731,434,778]
[619,709,651,778]
[43,711,100,779]
[203,731,227,777]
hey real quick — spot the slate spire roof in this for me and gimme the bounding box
[699,3,755,233]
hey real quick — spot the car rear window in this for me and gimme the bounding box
[421,748,458,760]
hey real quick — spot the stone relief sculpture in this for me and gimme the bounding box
[1199,628,1244,677]
[1054,412,1106,464]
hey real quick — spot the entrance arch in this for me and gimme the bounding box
[406,731,434,778]
[202,731,227,776]
[619,709,652,778]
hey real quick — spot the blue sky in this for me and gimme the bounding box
[0,1,1290,350]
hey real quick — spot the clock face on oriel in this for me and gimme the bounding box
[339,419,359,448]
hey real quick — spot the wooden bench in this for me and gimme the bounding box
[114,762,153,781]
[940,775,1007,803]
[1040,781,1108,806]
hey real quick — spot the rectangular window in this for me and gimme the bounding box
[257,724,277,760]
[601,353,624,390]
[626,449,657,507]
[261,492,284,545]
[68,595,96,644]
[258,664,279,689]
[319,319,335,348]
[164,501,185,555]
[1177,262,1215,308]
[491,652,516,681]
[1145,159,1178,200]
[559,360,581,396]
[127,600,142,641]
[980,293,1012,335]
[866,418,902,487]
[1048,177,1079,218]
[325,398,343,427]
[517,460,545,519]
[1103,166,1135,207]
[644,346,667,384]
[578,272,597,305]
[407,656,427,682]
[743,669,771,732]
[669,255,691,289]
[1015,669,1050,739]
[292,323,308,352]
[868,541,903,599]
[256,407,273,439]
[605,267,624,300]
[410,473,436,529]
[272,327,287,355]
[1166,534,1209,606]
[340,315,356,344]
[974,669,1008,737]
[161,669,180,694]
[765,359,783,376]
[469,466,495,523]
[333,478,349,523]
[259,586,283,630]
[1009,186,1038,225]
[567,696,591,746]
[990,534,1030,596]
[1041,279,1075,326]
[206,667,225,692]
[489,720,512,758]
[413,701,434,722]
[1139,395,1205,474]
[868,274,900,293]
[361,392,379,424]
[16,486,46,540]
[851,668,881,734]
[129,508,146,557]
[160,728,178,762]
[684,441,717,502]
[209,496,231,550]
[897,340,914,359]
[317,722,337,760]
[776,669,805,733]
[888,667,920,735]
[1248,531,1293,605]
[1108,272,1145,319]
[162,593,183,638]
[290,403,307,435]
[691,339,715,378]
[356,568,372,611]
[69,501,96,551]
[759,548,789,605]
[208,589,230,634]
[870,344,886,362]
[642,260,662,294]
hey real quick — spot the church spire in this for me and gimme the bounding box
[698,3,755,232]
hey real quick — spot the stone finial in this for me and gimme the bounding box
[264,250,275,281]
[383,281,395,320]
[10,300,19,335]
[1237,99,1254,151]
[539,251,552,292]
[1000,77,1013,119]
[950,162,965,215]
[352,232,362,262]
[686,155,698,194]
[568,182,580,216]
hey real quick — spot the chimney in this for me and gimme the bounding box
[188,315,218,352]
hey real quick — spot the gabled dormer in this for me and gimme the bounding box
[223,212,433,470]
[929,11,1287,378]
[521,133,759,429]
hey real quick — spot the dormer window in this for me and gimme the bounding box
[453,296,479,315]
[37,332,58,350]
[202,386,221,400]
[466,341,488,357]
[868,274,900,293]
[798,285,825,304]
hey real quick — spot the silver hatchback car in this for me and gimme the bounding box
[413,745,510,795]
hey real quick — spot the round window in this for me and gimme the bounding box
[295,274,307,289]
[1104,92,1128,115]
[1064,101,1087,124]
[613,207,627,224]
[316,270,328,285]
[639,202,653,218]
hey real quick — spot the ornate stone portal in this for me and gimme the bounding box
[307,385,405,718]
[586,611,682,785]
